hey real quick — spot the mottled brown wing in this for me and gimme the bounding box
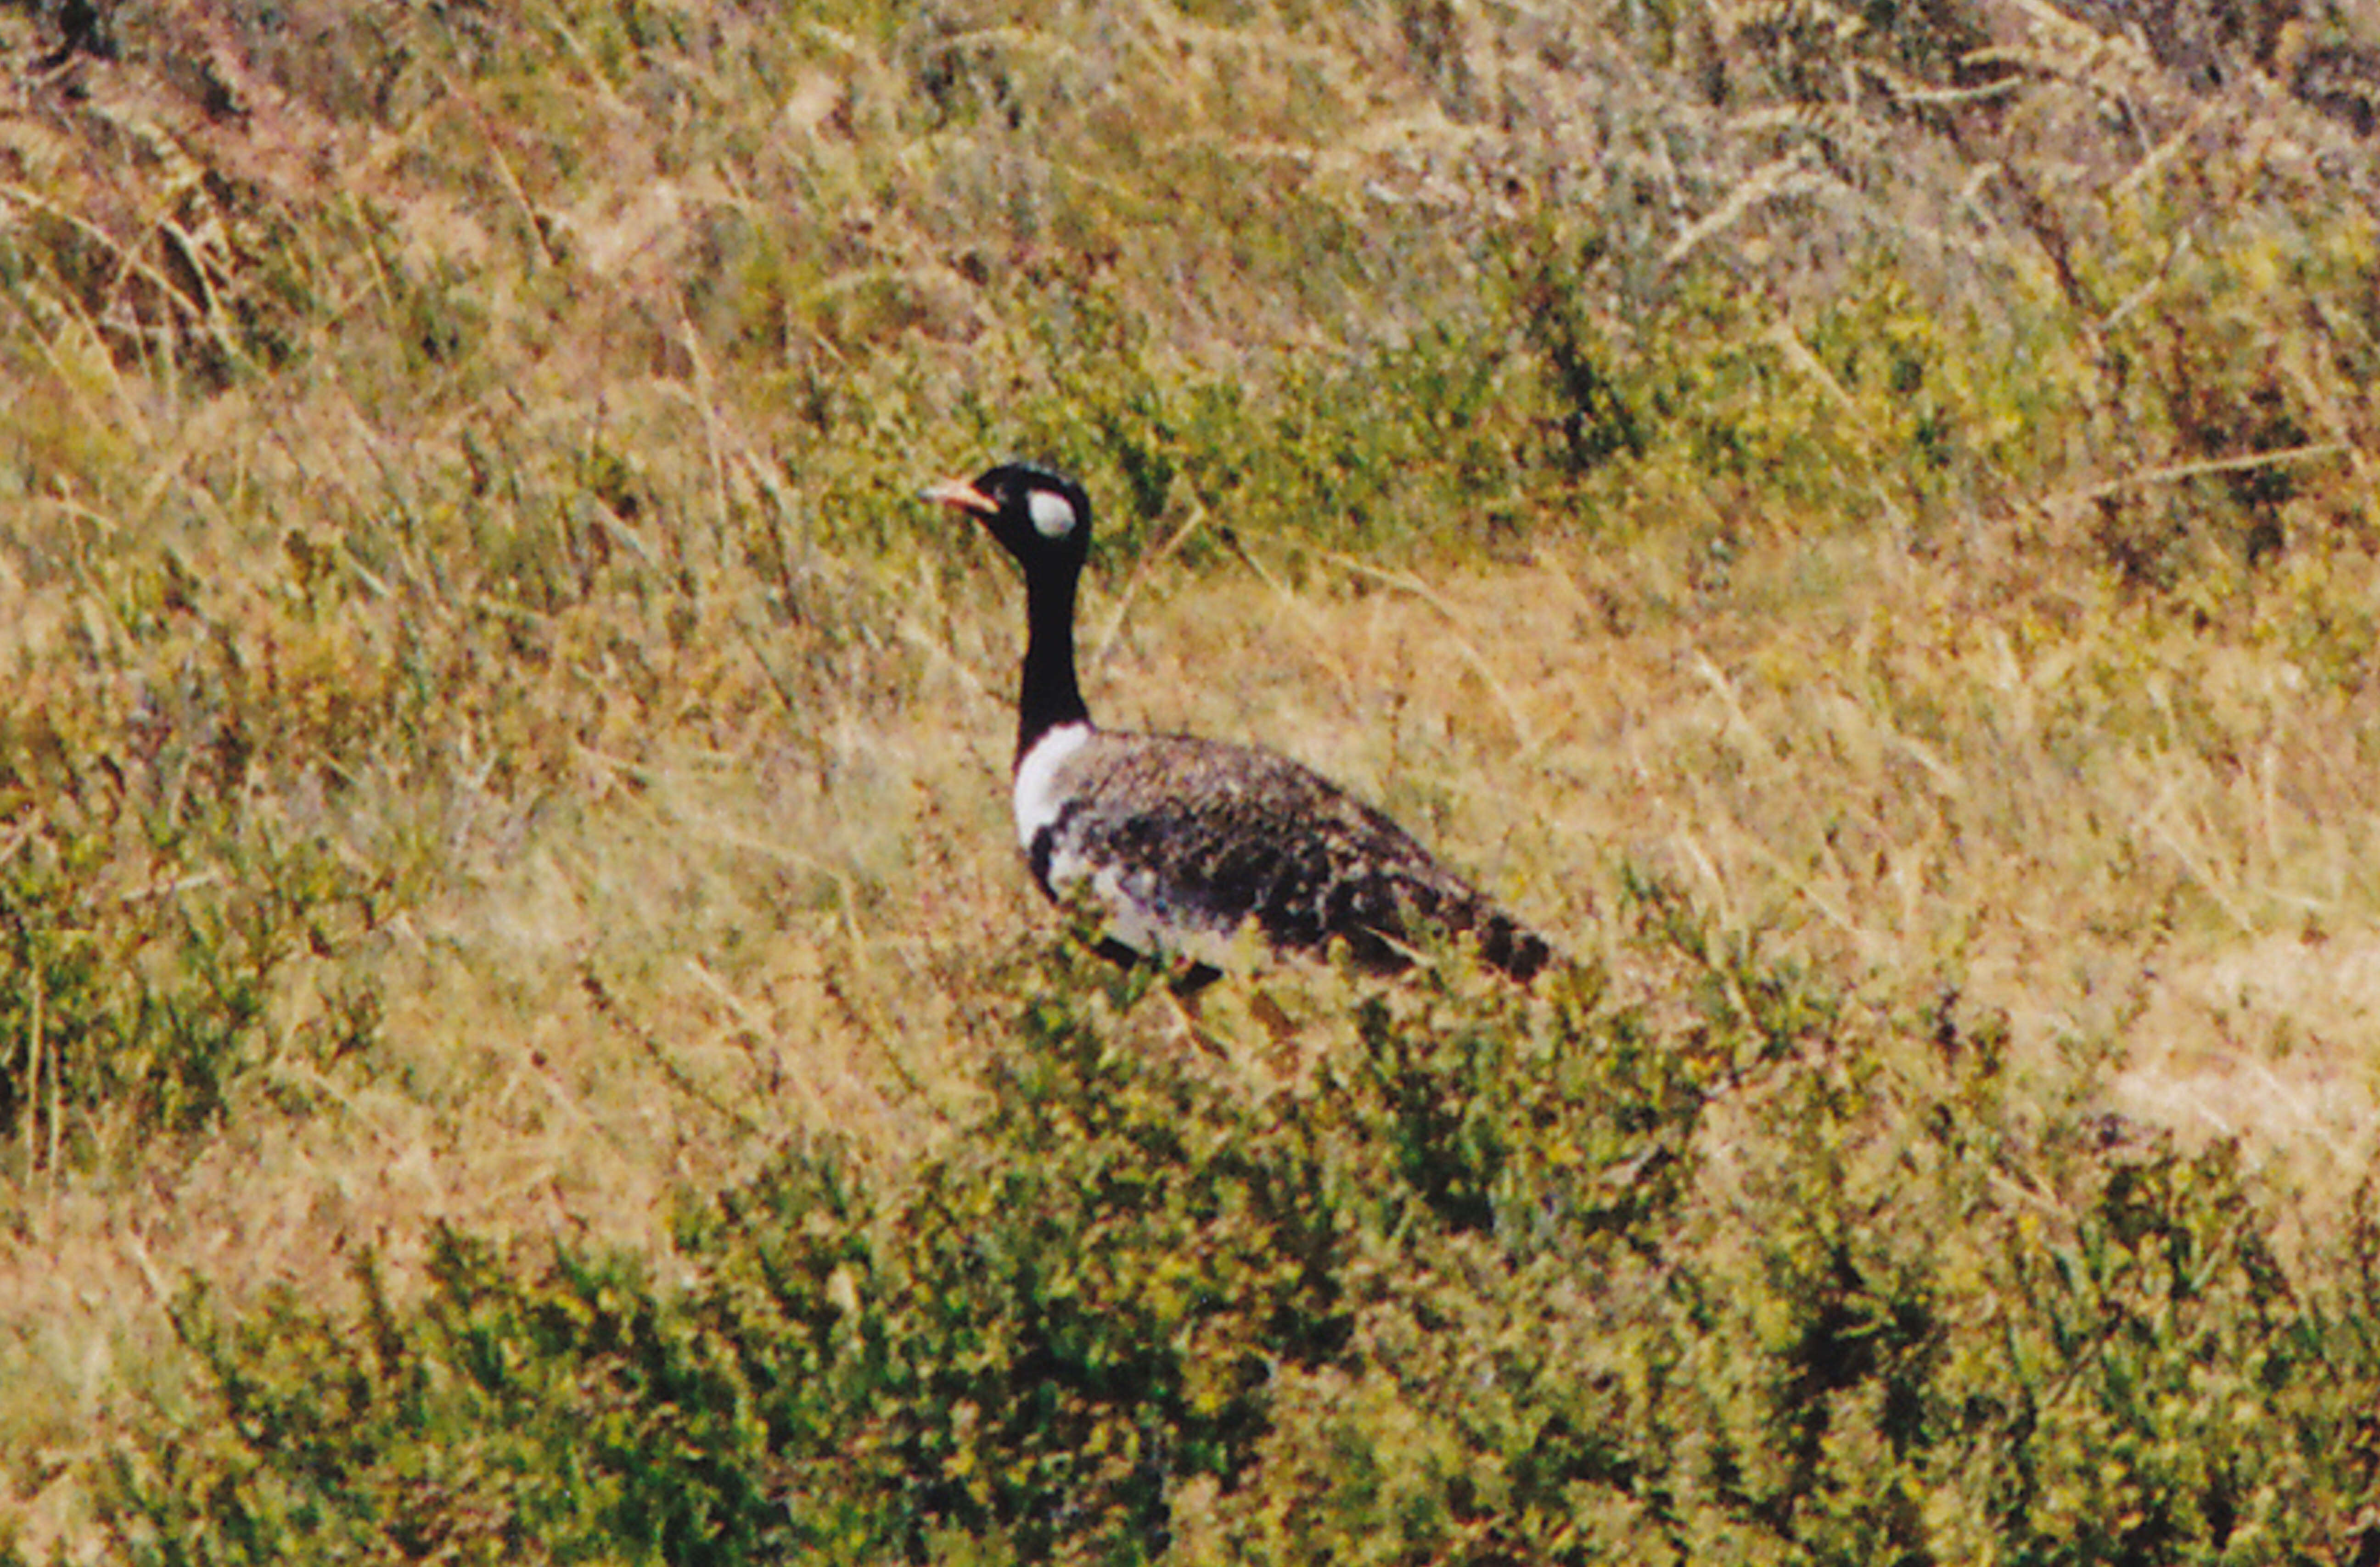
[1043,733,1550,979]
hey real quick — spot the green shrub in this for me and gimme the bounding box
[0,683,387,1159]
[90,887,2380,1564]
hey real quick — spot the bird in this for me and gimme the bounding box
[929,460,1552,984]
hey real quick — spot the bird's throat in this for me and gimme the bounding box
[1015,568,1091,765]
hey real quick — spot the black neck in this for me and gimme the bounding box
[1015,560,1092,763]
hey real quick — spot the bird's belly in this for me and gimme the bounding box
[1035,826,1248,967]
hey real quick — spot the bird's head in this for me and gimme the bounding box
[926,462,1093,579]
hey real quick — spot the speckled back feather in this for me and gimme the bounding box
[1029,729,1551,981]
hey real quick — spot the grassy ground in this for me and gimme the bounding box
[3,0,2379,1559]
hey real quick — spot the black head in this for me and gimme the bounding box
[927,462,1093,579]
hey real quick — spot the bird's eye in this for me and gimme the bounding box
[1027,490,1078,539]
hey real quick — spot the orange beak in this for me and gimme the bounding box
[924,478,997,517]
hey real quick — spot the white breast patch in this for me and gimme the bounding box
[1012,721,1095,851]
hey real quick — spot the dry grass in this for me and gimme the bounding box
[2,0,2379,1555]
[7,522,2380,1550]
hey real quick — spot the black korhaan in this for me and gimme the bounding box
[931,461,1553,984]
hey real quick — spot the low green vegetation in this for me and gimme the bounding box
[101,906,2380,1563]
[3,0,2378,1559]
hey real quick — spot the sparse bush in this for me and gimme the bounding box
[0,646,391,1159]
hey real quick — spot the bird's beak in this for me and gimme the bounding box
[923,478,997,517]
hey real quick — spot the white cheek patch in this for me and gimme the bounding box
[1027,489,1078,538]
